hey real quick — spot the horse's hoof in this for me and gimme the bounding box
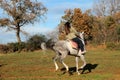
[66,69,69,72]
[80,66,84,69]
[77,72,81,75]
[55,68,59,71]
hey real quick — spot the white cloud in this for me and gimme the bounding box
[22,25,54,35]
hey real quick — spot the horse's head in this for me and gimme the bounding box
[76,32,86,45]
[79,32,84,40]
[76,32,84,40]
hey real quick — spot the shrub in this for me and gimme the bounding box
[46,39,54,49]
[106,42,120,50]
[0,44,9,53]
[7,42,26,52]
[114,43,120,50]
[106,42,116,50]
[26,34,47,51]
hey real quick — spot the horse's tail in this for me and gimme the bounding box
[50,42,56,51]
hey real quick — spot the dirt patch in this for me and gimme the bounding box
[113,74,120,80]
[0,54,4,56]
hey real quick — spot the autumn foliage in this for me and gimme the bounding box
[58,8,120,46]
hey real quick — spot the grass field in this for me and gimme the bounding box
[0,47,120,80]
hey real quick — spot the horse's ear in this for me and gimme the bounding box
[82,32,84,34]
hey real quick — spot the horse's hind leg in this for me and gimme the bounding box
[53,54,59,71]
[61,60,69,71]
[53,53,69,72]
[60,53,69,71]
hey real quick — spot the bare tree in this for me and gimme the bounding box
[47,27,59,42]
[107,0,120,15]
[93,0,120,16]
[0,0,47,43]
[92,0,120,44]
[93,0,107,17]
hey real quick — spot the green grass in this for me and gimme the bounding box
[0,49,120,80]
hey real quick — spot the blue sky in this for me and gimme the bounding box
[0,0,94,44]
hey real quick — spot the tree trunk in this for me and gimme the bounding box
[16,26,21,43]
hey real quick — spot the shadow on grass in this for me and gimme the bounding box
[61,63,98,75]
[0,64,6,67]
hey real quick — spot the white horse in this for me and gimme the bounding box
[53,32,86,75]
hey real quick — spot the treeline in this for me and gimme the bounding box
[58,0,120,48]
[59,8,120,44]
[0,34,53,53]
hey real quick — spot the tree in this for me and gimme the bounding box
[93,0,120,16]
[58,21,66,40]
[72,8,93,38]
[92,0,120,44]
[62,9,73,23]
[59,8,93,40]
[0,0,47,43]
[114,12,120,42]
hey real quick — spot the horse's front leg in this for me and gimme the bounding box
[75,57,80,75]
[78,53,86,69]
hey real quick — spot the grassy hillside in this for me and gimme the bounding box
[0,48,120,80]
